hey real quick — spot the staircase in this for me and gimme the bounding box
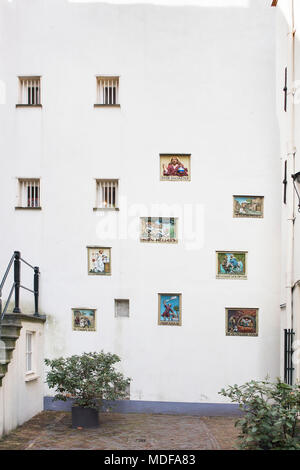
[0,314,23,386]
[0,251,41,387]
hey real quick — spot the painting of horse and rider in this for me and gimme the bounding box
[216,251,247,279]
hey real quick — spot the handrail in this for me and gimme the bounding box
[1,283,15,322]
[0,251,40,322]
[0,254,15,293]
[20,258,35,270]
[20,285,34,294]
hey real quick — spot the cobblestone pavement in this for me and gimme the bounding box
[0,412,240,450]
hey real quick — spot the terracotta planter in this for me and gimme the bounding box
[71,406,99,428]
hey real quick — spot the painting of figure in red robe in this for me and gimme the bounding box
[160,154,191,181]
[158,294,182,326]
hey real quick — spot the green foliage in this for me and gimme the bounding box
[219,378,300,450]
[45,351,131,409]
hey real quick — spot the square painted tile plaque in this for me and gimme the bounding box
[226,308,258,336]
[233,196,264,218]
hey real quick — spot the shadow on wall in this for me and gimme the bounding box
[66,0,272,10]
[0,341,6,365]
[67,0,251,5]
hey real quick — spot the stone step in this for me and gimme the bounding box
[0,313,28,387]
[0,314,22,326]
[0,325,22,337]
[0,362,9,375]
[0,347,15,361]
[0,334,20,340]
[0,334,19,348]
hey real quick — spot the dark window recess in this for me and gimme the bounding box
[283,160,287,204]
[27,86,39,105]
[284,67,288,112]
[27,185,39,207]
[104,86,116,105]
[103,185,115,207]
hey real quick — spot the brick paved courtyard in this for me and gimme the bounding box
[0,412,239,450]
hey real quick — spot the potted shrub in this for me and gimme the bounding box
[219,378,300,450]
[45,351,131,428]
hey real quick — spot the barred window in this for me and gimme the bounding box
[96,179,118,209]
[18,179,41,208]
[18,77,41,105]
[96,77,119,105]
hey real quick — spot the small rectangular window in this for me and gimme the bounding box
[115,299,130,317]
[17,179,41,208]
[95,179,119,209]
[26,332,33,373]
[18,77,41,105]
[96,77,119,105]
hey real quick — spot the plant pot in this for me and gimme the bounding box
[71,406,99,428]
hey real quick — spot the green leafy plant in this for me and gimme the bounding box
[219,378,300,450]
[45,351,131,409]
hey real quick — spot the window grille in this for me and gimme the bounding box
[18,77,41,105]
[18,179,41,208]
[284,329,295,385]
[96,180,118,209]
[96,77,119,105]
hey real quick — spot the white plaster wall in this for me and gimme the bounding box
[289,0,300,381]
[0,0,281,404]
[275,0,300,381]
[274,0,291,378]
[0,320,45,437]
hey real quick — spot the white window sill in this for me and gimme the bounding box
[25,373,39,383]
[93,207,119,211]
[93,104,120,108]
[15,207,42,211]
[16,104,42,108]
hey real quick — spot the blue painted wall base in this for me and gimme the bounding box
[44,397,242,416]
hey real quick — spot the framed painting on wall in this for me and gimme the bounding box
[140,217,178,243]
[158,294,182,326]
[87,246,111,275]
[72,308,96,332]
[216,251,247,279]
[225,308,258,337]
[233,196,264,218]
[160,154,191,181]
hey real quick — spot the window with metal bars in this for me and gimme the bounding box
[95,180,118,210]
[96,77,119,106]
[18,77,41,105]
[17,179,41,208]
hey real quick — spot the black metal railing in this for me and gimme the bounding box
[0,251,40,323]
[284,328,295,385]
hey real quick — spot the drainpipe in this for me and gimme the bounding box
[286,0,295,334]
